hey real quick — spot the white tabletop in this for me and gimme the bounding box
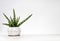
[0,34,60,41]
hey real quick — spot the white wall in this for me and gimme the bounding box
[0,0,60,35]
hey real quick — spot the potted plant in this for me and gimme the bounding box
[3,9,32,36]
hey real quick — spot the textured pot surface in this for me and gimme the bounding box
[8,27,21,36]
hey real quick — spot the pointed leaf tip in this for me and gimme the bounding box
[17,14,32,27]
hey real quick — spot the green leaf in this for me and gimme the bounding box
[3,23,9,26]
[16,17,20,24]
[3,13,11,23]
[13,9,16,22]
[17,14,32,27]
[10,16,14,26]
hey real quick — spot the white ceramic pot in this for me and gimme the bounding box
[8,27,21,36]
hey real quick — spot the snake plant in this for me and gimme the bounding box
[3,9,32,27]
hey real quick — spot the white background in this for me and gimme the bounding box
[0,0,60,35]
